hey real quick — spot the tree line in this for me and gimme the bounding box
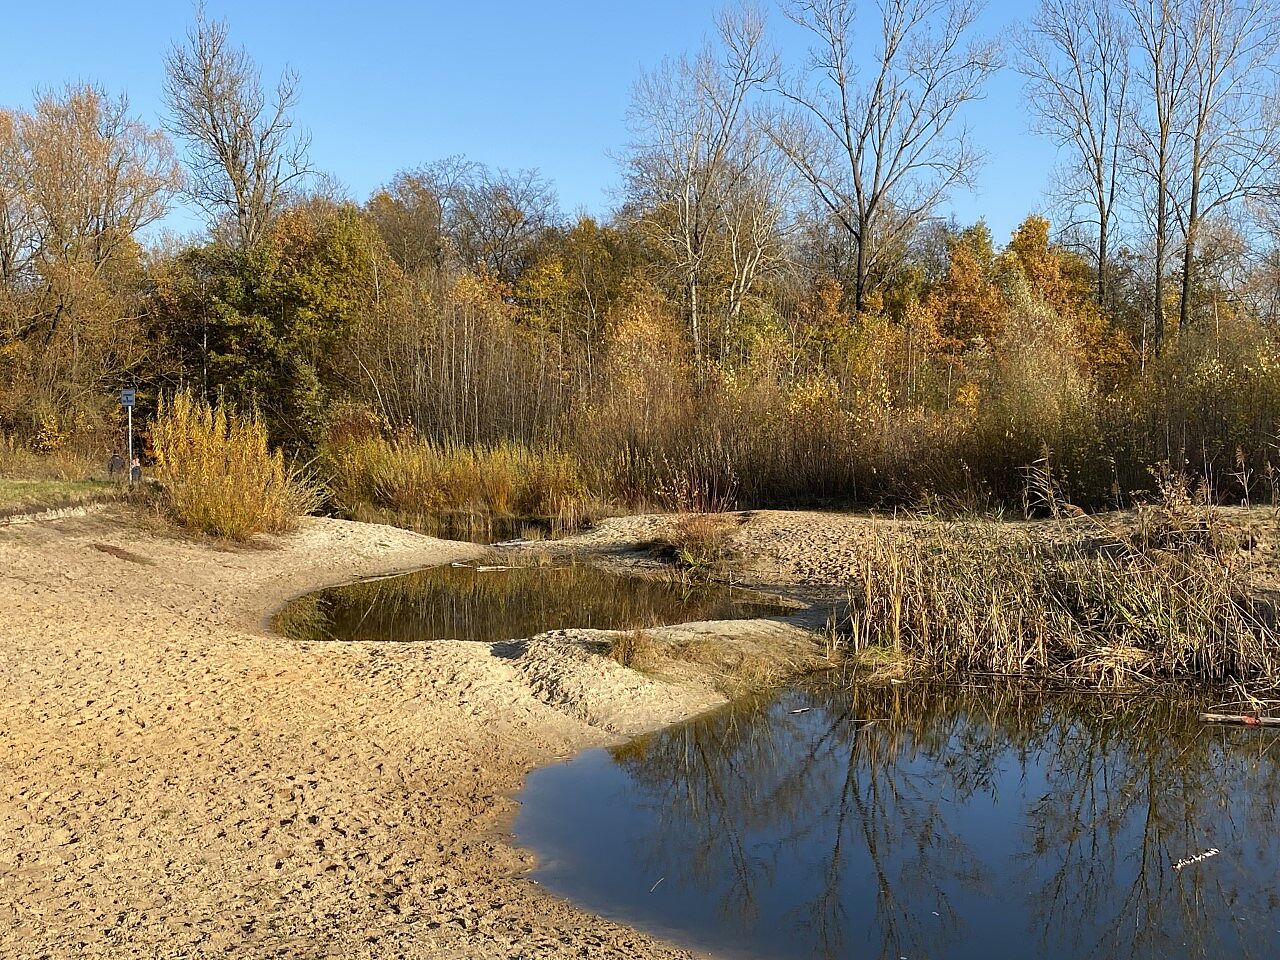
[5,0,1280,509]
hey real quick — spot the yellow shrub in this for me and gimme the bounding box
[151,392,320,540]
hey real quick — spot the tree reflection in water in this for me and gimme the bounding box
[519,680,1280,960]
[273,563,790,644]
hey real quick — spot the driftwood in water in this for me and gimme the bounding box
[1199,712,1280,726]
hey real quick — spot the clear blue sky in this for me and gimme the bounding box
[0,0,1054,242]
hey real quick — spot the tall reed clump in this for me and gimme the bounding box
[323,435,589,526]
[841,517,1276,686]
[151,392,321,539]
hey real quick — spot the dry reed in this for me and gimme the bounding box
[151,392,321,540]
[323,435,589,526]
[840,516,1277,686]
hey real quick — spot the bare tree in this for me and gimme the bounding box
[366,157,483,284]
[0,109,36,291]
[624,4,782,359]
[769,0,1000,315]
[448,165,559,284]
[1017,0,1130,308]
[1122,0,1191,354]
[1172,0,1280,332]
[719,136,797,335]
[368,158,559,286]
[163,6,310,250]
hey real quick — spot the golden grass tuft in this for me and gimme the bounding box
[658,513,740,577]
[323,435,589,528]
[607,630,660,670]
[151,392,321,540]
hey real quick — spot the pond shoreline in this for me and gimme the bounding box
[3,504,1274,959]
[0,505,826,959]
[514,677,1269,960]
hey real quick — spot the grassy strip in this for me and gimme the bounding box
[839,512,1276,686]
[0,478,117,517]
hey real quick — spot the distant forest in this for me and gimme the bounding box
[5,0,1280,510]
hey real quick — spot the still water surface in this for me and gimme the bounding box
[516,681,1280,960]
[273,562,791,643]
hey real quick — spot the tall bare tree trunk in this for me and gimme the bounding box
[770,0,999,316]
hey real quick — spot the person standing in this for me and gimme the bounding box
[108,451,124,478]
[130,457,142,484]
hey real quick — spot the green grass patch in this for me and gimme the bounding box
[0,478,116,516]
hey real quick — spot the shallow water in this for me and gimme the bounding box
[515,681,1280,960]
[273,563,792,643]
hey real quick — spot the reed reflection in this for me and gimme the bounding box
[273,562,791,644]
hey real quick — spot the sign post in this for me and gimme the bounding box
[120,388,136,480]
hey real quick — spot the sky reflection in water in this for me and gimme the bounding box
[516,682,1280,960]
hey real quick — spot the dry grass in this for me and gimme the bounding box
[607,630,659,670]
[0,433,101,482]
[150,392,322,540]
[324,436,590,528]
[1129,468,1244,556]
[0,433,119,516]
[0,478,114,516]
[838,512,1277,686]
[656,513,740,579]
[605,626,807,697]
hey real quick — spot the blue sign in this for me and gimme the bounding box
[120,388,136,408]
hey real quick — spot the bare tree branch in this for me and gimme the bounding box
[767,0,1001,314]
[163,5,311,250]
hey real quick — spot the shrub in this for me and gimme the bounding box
[0,433,100,481]
[151,392,321,539]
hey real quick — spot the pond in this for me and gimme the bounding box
[272,562,793,644]
[515,681,1280,960]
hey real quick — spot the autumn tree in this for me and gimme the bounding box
[0,84,179,427]
[164,6,311,250]
[925,221,1004,350]
[516,216,642,369]
[151,203,387,448]
[998,214,1132,376]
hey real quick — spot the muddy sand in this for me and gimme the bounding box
[0,507,827,959]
